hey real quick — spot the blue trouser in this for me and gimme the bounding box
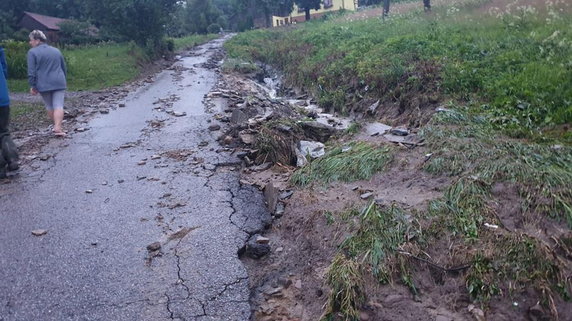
[0,106,19,174]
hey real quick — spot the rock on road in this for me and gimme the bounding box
[0,37,270,321]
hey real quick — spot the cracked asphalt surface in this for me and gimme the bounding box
[0,37,269,321]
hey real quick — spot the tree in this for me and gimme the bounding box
[294,0,321,21]
[0,0,32,39]
[256,0,294,27]
[186,0,222,34]
[85,0,178,51]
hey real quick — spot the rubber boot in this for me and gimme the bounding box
[1,135,19,171]
[0,152,7,179]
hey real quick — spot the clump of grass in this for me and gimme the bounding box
[342,202,420,284]
[291,142,393,186]
[323,254,365,321]
[465,235,570,310]
[171,34,218,51]
[221,58,261,74]
[428,177,492,239]
[254,124,299,165]
[344,122,362,136]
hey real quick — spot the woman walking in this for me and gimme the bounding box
[27,30,67,136]
[0,46,20,178]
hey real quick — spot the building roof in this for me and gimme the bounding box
[22,11,69,30]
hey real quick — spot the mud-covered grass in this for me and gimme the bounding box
[424,110,572,228]
[317,108,572,318]
[323,254,365,321]
[291,142,393,186]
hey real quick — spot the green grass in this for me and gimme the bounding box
[323,254,365,321]
[7,43,144,92]
[171,34,218,51]
[64,43,145,91]
[342,202,419,284]
[225,2,572,139]
[6,35,218,93]
[291,142,393,186]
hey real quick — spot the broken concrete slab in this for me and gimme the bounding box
[300,121,336,143]
[365,122,392,136]
[298,140,325,159]
[244,234,271,259]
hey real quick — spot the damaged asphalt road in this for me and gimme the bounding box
[0,37,269,321]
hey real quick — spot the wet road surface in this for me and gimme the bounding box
[0,37,269,321]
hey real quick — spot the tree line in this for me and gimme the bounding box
[1,0,358,53]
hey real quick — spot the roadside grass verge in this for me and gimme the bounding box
[223,1,572,318]
[225,2,572,139]
[291,142,393,186]
[7,35,218,93]
[171,34,219,51]
[63,43,145,91]
[7,43,145,92]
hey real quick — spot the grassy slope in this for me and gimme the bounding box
[226,1,572,141]
[225,1,572,319]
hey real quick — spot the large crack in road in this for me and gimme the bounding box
[0,36,268,321]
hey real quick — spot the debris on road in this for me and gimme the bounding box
[147,242,162,252]
[31,229,48,236]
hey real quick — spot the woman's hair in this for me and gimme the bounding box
[29,30,47,42]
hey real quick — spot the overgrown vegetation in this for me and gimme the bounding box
[6,42,145,92]
[5,34,218,92]
[291,142,393,186]
[225,1,572,139]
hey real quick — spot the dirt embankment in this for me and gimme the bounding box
[210,2,572,317]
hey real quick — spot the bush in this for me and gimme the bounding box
[1,40,29,79]
[207,24,222,34]
[58,20,100,45]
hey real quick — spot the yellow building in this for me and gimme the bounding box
[272,0,358,27]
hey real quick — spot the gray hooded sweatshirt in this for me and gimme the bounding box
[27,43,67,92]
